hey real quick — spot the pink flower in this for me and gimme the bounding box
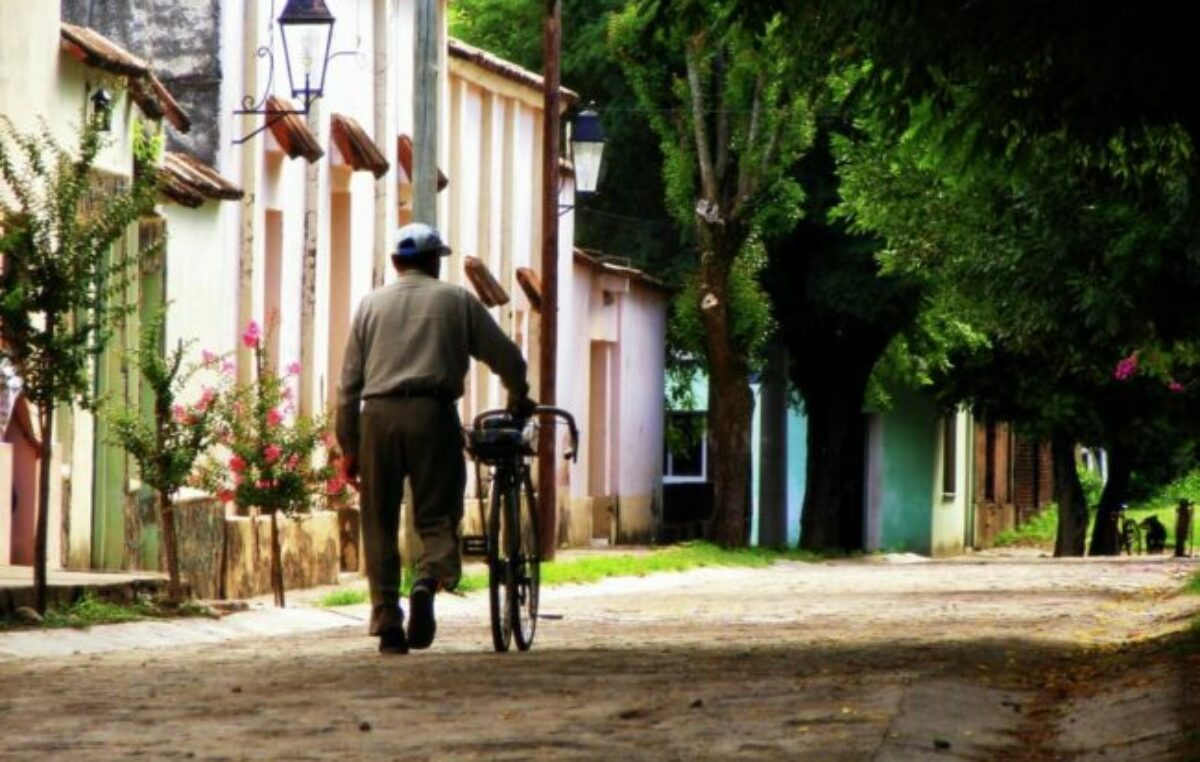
[287,361,302,376]
[286,454,300,469]
[172,404,188,423]
[242,320,261,349]
[267,408,284,427]
[1113,352,1139,381]
[196,386,216,412]
[264,444,283,464]
[280,386,294,402]
[229,454,247,473]
[201,349,218,366]
[221,360,236,377]
[1168,381,1185,393]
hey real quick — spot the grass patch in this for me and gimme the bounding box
[0,593,213,631]
[316,542,821,607]
[315,588,369,607]
[994,467,1200,551]
[994,505,1060,547]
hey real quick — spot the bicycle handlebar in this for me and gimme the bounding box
[472,406,580,462]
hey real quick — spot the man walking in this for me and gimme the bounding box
[337,223,531,655]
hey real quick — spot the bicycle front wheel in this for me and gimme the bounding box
[488,473,516,652]
[511,469,541,651]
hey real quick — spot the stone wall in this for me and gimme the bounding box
[224,511,340,600]
[173,502,340,600]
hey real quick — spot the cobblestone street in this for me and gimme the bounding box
[1,552,1198,760]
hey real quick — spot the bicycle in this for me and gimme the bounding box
[465,405,579,652]
[1116,502,1143,556]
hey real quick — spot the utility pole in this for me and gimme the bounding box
[538,0,561,560]
[413,0,440,225]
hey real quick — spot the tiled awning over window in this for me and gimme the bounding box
[265,96,324,163]
[397,135,449,191]
[331,113,389,178]
[516,267,542,312]
[159,151,244,208]
[59,23,191,133]
[463,256,510,307]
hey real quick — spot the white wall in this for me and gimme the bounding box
[0,2,60,135]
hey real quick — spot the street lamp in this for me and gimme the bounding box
[277,0,336,110]
[233,0,336,144]
[570,104,605,197]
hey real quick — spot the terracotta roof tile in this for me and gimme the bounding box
[159,151,244,208]
[463,256,510,307]
[330,113,389,178]
[265,96,324,163]
[449,39,579,104]
[397,134,448,191]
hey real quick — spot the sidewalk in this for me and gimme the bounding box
[0,565,166,614]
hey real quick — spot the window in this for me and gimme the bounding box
[664,412,707,483]
[942,414,958,497]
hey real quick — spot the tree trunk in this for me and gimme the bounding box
[699,253,753,548]
[800,378,868,552]
[33,405,54,614]
[269,510,285,607]
[1088,442,1130,556]
[1052,435,1088,557]
[756,341,789,548]
[159,491,183,603]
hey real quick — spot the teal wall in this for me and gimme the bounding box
[877,391,938,555]
[785,406,807,547]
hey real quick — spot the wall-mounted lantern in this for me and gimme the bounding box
[559,104,606,216]
[570,104,605,197]
[90,88,113,132]
[278,0,336,109]
[233,0,337,145]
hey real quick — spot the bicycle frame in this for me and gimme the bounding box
[468,406,579,652]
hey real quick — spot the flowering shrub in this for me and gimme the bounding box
[107,313,221,602]
[1113,352,1139,381]
[193,321,350,517]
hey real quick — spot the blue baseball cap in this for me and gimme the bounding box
[395,222,452,259]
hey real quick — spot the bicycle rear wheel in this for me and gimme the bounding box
[488,473,516,652]
[511,469,541,651]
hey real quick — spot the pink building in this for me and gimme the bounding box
[446,42,670,547]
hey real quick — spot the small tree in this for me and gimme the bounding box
[107,311,220,603]
[193,321,346,606]
[0,117,159,612]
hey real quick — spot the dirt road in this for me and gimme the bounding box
[1,551,1198,760]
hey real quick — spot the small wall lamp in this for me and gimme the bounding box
[90,88,113,132]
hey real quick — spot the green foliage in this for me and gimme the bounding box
[671,238,773,368]
[192,323,346,517]
[993,505,1060,548]
[1078,466,1105,510]
[106,311,219,503]
[0,117,160,413]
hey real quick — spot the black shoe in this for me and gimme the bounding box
[407,579,438,650]
[379,628,409,655]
